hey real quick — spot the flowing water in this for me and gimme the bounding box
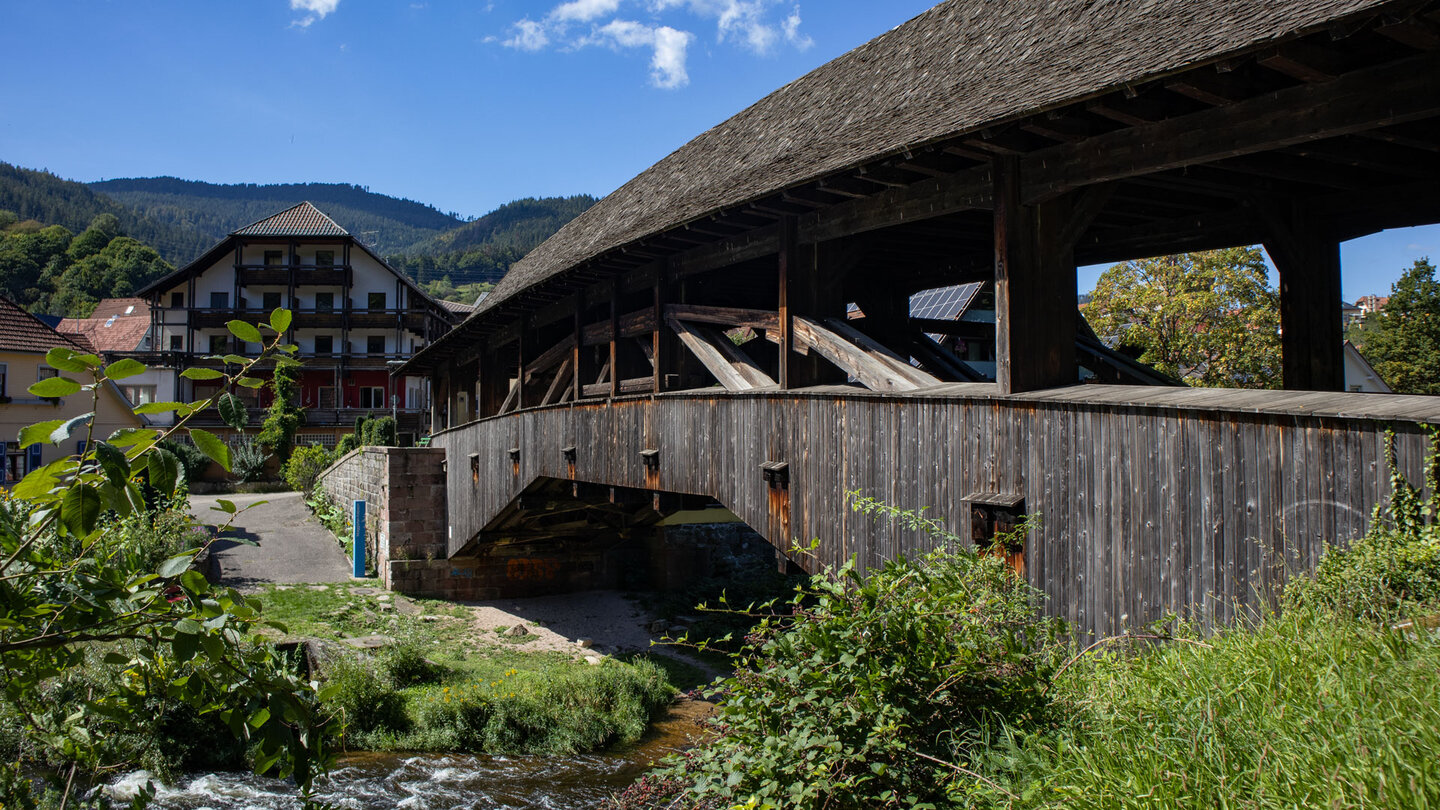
[100,702,712,810]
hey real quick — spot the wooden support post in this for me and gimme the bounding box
[653,270,668,394]
[516,319,527,409]
[1260,200,1344,391]
[993,156,1078,394]
[572,293,584,402]
[609,279,620,399]
[779,216,796,389]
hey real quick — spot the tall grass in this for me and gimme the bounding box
[974,613,1440,809]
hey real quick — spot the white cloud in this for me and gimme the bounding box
[497,0,807,88]
[585,20,693,88]
[290,0,339,27]
[550,0,623,23]
[504,18,551,51]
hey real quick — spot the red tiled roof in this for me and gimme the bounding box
[232,202,348,238]
[57,297,151,354]
[0,296,86,354]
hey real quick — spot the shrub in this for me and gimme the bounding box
[284,444,335,494]
[258,356,305,464]
[160,438,213,484]
[381,641,443,688]
[323,652,410,745]
[335,433,360,457]
[1287,428,1440,621]
[639,498,1060,810]
[230,434,269,483]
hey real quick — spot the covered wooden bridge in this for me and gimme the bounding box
[399,0,1440,635]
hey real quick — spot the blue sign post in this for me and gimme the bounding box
[352,500,366,578]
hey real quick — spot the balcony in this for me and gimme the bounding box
[169,307,437,332]
[235,264,349,287]
[186,407,426,433]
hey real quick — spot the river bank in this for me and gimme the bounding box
[104,700,716,810]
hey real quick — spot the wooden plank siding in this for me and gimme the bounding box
[432,387,1438,639]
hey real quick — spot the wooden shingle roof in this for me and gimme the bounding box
[478,0,1396,318]
[232,202,348,238]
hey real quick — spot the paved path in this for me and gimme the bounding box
[189,491,354,590]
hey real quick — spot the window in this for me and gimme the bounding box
[359,387,387,409]
[367,335,385,356]
[170,292,184,308]
[36,367,58,402]
[264,250,284,266]
[122,385,157,406]
[368,292,386,311]
[209,335,229,355]
[210,292,228,309]
[316,292,334,312]
[169,334,183,351]
[315,250,334,267]
[0,363,7,399]
[262,291,282,311]
[315,335,333,355]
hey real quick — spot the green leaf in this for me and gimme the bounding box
[103,652,130,666]
[133,401,186,415]
[236,376,265,389]
[19,419,65,448]
[219,393,248,431]
[190,428,231,471]
[147,448,181,496]
[50,412,94,445]
[109,428,160,450]
[222,354,249,365]
[45,347,91,373]
[181,368,225,381]
[172,632,199,663]
[12,459,69,500]
[269,309,292,333]
[280,343,299,354]
[60,483,103,537]
[248,707,272,730]
[159,552,195,578]
[227,320,263,344]
[215,498,238,514]
[103,358,147,380]
[93,442,130,487]
[29,376,81,398]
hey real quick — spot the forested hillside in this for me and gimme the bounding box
[91,177,466,256]
[388,195,596,287]
[0,164,212,263]
[0,211,173,316]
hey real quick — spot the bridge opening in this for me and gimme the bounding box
[439,477,800,601]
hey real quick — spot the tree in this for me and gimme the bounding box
[1085,247,1282,388]
[258,355,305,465]
[0,311,332,806]
[1348,258,1440,395]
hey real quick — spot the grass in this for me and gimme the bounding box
[963,612,1440,809]
[250,583,692,756]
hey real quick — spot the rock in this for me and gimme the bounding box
[420,615,443,623]
[648,619,669,634]
[584,655,604,665]
[577,638,594,648]
[668,625,689,637]
[341,634,395,650]
[505,624,530,638]
[375,594,392,603]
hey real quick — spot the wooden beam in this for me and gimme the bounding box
[664,304,780,331]
[522,334,575,383]
[791,316,921,392]
[1024,51,1440,201]
[993,156,1078,393]
[497,379,520,415]
[779,216,796,389]
[539,357,573,406]
[609,279,620,399]
[666,317,775,390]
[583,377,654,397]
[1257,198,1344,391]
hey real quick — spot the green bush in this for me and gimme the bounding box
[160,438,213,484]
[283,444,335,493]
[335,433,360,457]
[1287,428,1440,621]
[230,434,269,483]
[638,498,1060,810]
[324,653,410,744]
[381,641,443,688]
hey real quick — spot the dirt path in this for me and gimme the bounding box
[190,491,353,590]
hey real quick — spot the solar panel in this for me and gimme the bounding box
[909,282,983,321]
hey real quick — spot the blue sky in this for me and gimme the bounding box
[1,0,1434,299]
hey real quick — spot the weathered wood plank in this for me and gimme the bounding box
[667,317,774,390]
[792,316,921,392]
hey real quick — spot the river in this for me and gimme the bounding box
[100,701,712,810]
